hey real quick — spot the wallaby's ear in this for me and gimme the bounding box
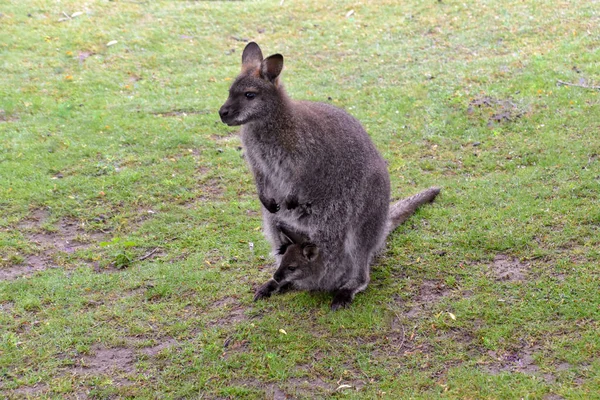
[302,244,319,262]
[242,42,263,69]
[261,54,284,83]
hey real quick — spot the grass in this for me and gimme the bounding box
[1,0,599,398]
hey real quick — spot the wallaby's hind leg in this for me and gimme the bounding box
[330,288,354,310]
[329,252,371,310]
[330,274,370,310]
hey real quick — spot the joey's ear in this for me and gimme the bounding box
[242,42,263,68]
[277,223,306,245]
[302,244,319,262]
[261,54,284,83]
[278,229,294,246]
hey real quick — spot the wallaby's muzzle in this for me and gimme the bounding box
[218,101,238,126]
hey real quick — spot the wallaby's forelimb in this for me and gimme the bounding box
[254,278,279,301]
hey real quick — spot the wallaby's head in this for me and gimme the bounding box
[273,225,321,285]
[219,42,284,126]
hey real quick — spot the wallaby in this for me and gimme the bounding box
[219,42,440,310]
[253,224,322,301]
[254,188,441,302]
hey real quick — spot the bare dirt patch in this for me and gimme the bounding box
[2,210,106,281]
[0,301,14,313]
[491,254,530,282]
[210,132,240,144]
[482,344,562,383]
[0,109,19,122]
[184,178,226,208]
[1,382,49,397]
[207,296,249,327]
[222,338,250,360]
[139,337,178,357]
[406,279,452,318]
[467,95,527,127]
[226,376,338,399]
[70,344,136,384]
[543,395,566,400]
[197,178,226,201]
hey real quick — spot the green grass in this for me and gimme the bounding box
[1,0,599,398]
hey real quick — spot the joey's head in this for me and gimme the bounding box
[219,42,285,126]
[273,225,322,286]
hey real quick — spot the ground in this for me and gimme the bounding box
[1,0,599,398]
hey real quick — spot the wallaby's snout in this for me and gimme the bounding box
[218,42,285,127]
[218,100,236,126]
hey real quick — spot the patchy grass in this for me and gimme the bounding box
[1,0,599,398]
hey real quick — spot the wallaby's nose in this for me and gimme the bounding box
[218,106,229,120]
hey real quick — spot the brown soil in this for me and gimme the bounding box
[139,337,178,357]
[0,109,19,122]
[406,279,452,318]
[227,376,337,399]
[467,95,526,126]
[184,177,226,208]
[71,344,136,384]
[481,343,568,384]
[207,296,249,327]
[543,395,566,400]
[1,210,106,281]
[491,254,529,282]
[210,132,240,144]
[2,383,49,397]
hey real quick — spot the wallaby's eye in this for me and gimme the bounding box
[245,92,256,99]
[287,265,297,272]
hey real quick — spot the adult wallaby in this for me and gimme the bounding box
[219,42,439,310]
[254,188,441,302]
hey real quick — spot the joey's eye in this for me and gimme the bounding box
[245,92,256,99]
[287,265,297,272]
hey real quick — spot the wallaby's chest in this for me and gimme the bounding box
[241,130,296,195]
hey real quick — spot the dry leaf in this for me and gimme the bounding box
[448,312,456,320]
[71,11,83,18]
[106,40,118,47]
[279,329,287,335]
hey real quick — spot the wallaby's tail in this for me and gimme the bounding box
[386,187,441,236]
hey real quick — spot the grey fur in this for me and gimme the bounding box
[219,42,439,310]
[253,225,322,301]
[254,189,441,306]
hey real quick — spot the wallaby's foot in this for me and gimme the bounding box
[259,195,280,214]
[330,289,354,311]
[254,279,279,301]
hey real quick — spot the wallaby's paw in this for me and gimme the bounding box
[330,289,354,311]
[265,200,280,214]
[278,282,294,294]
[284,194,298,210]
[254,279,279,301]
[259,195,280,214]
[253,290,270,301]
